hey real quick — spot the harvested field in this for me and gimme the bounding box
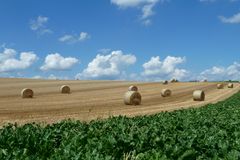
[0,78,239,125]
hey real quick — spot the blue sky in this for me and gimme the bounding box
[0,0,240,81]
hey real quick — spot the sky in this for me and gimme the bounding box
[0,0,240,81]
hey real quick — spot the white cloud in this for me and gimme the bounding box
[201,66,225,75]
[48,74,58,80]
[32,75,43,79]
[79,32,90,41]
[199,62,240,81]
[59,32,90,43]
[30,16,52,35]
[111,0,167,25]
[32,74,69,80]
[98,48,111,54]
[141,56,188,81]
[48,74,69,80]
[0,48,38,72]
[219,12,240,24]
[58,35,75,42]
[111,0,159,7]
[75,50,136,80]
[141,3,155,19]
[40,53,79,71]
[30,16,48,30]
[0,48,16,62]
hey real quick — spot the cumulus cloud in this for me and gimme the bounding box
[0,48,38,72]
[48,74,69,80]
[219,12,240,24]
[141,56,188,81]
[32,74,69,80]
[75,50,136,80]
[48,74,58,80]
[199,62,240,81]
[30,16,52,35]
[32,75,43,79]
[111,0,167,25]
[40,53,79,71]
[59,32,90,43]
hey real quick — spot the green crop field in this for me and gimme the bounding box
[1,92,240,159]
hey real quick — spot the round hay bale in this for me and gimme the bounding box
[128,85,138,91]
[21,88,34,98]
[228,83,233,88]
[193,90,205,101]
[124,91,141,105]
[60,85,70,94]
[162,80,168,85]
[161,89,172,97]
[217,83,224,89]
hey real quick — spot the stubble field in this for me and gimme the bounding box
[0,78,239,125]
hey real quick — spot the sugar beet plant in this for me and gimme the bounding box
[1,92,240,159]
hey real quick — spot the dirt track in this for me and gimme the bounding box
[0,78,239,125]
